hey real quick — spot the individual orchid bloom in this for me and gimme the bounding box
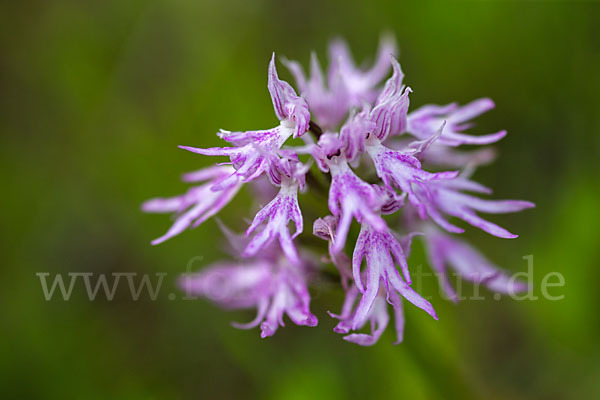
[243,174,304,265]
[179,256,317,338]
[413,176,535,238]
[326,151,388,253]
[328,285,405,346]
[178,55,310,189]
[330,225,434,345]
[365,133,459,216]
[328,34,397,107]
[406,98,507,146]
[339,57,411,162]
[422,225,529,301]
[284,52,350,130]
[142,166,241,245]
[312,185,403,287]
[351,223,437,322]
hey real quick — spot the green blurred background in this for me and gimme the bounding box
[1,0,599,399]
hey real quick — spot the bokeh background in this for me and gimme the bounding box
[2,0,599,399]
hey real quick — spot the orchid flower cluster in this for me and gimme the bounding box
[143,36,534,346]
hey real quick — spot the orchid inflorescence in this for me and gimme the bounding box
[143,36,534,346]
